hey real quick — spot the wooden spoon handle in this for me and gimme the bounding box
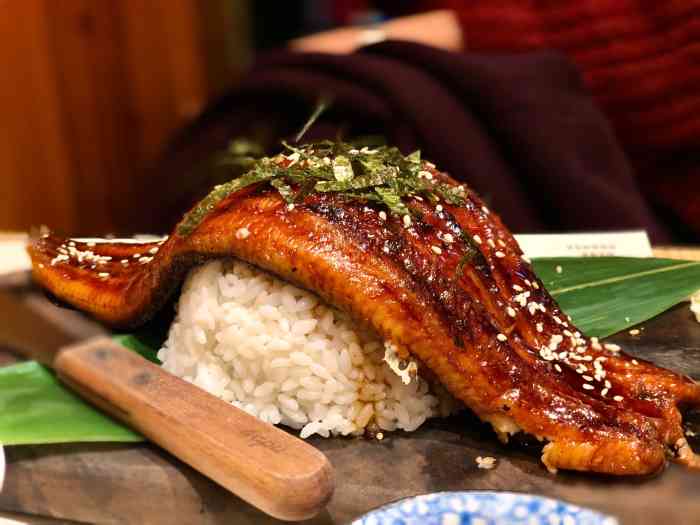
[53,336,334,521]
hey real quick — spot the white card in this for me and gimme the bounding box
[514,230,653,258]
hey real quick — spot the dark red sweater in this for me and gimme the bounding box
[427,0,700,237]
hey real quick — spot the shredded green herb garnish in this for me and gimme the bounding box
[294,97,332,143]
[177,141,471,238]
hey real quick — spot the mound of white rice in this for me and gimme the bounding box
[158,260,456,438]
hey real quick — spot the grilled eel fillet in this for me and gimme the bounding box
[28,169,700,476]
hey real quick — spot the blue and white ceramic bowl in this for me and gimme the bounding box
[352,491,618,525]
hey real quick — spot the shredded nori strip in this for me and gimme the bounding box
[177,139,475,265]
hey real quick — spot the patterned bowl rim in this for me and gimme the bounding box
[352,490,617,524]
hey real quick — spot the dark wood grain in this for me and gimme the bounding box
[1,292,699,525]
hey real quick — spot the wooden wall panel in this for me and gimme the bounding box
[0,0,78,233]
[0,0,251,236]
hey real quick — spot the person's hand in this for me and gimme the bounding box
[289,10,463,54]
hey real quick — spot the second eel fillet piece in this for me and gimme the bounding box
[28,142,700,475]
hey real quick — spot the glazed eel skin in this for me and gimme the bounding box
[29,156,700,476]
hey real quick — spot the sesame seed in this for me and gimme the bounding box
[536,322,543,333]
[513,284,524,292]
[514,292,529,307]
[582,375,593,382]
[554,364,562,372]
[98,272,109,278]
[540,348,555,361]
[629,329,640,336]
[436,205,443,213]
[235,227,250,240]
[495,251,505,258]
[473,235,482,244]
[475,456,496,469]
[403,215,412,228]
[133,253,141,258]
[50,254,70,266]
[285,152,300,165]
[148,247,159,255]
[582,384,594,390]
[604,343,621,352]
[496,333,508,342]
[443,233,455,243]
[507,306,516,318]
[613,395,624,402]
[482,206,490,214]
[363,206,373,212]
[87,242,96,248]
[287,203,295,211]
[379,211,387,221]
[431,245,442,255]
[121,259,129,264]
[631,359,639,365]
[38,263,45,269]
[488,239,496,248]
[414,196,424,202]
[555,265,563,274]
[532,282,540,289]
[604,380,612,389]
[548,334,563,350]
[601,388,609,396]
[418,170,433,180]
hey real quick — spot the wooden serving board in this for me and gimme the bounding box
[1,276,699,525]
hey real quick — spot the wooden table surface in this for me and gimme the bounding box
[0,272,699,525]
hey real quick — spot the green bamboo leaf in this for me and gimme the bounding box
[532,257,700,338]
[0,334,160,445]
[0,361,142,445]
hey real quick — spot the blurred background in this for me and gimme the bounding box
[1,0,698,241]
[0,0,380,236]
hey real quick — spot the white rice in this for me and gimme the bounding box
[158,260,456,438]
